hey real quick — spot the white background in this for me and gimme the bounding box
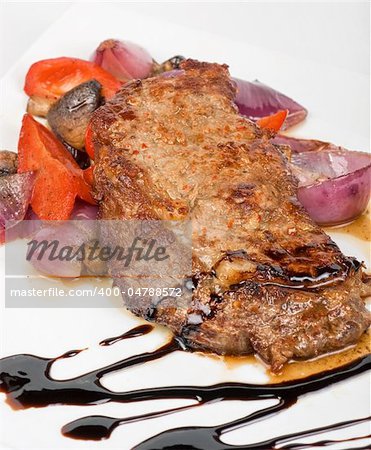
[1,1,370,77]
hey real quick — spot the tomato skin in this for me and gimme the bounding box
[257,110,288,132]
[18,114,95,220]
[24,57,122,101]
[83,166,94,186]
[85,123,95,159]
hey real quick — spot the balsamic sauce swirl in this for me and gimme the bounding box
[0,324,370,449]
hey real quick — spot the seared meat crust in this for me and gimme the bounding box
[91,60,370,372]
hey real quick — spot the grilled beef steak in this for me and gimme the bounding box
[91,60,370,372]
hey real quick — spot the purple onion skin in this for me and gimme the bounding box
[297,165,370,226]
[28,223,87,278]
[5,200,98,244]
[71,200,98,220]
[5,199,99,276]
[27,207,98,278]
[5,207,41,242]
[91,39,153,81]
[234,78,307,130]
[1,172,35,241]
[275,135,371,226]
[272,135,329,153]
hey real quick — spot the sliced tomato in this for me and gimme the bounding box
[18,114,95,220]
[83,165,94,186]
[85,122,95,159]
[24,57,122,101]
[257,109,288,133]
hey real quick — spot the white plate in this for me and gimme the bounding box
[0,3,370,450]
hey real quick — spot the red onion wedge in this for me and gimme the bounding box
[273,135,331,153]
[70,199,98,221]
[28,222,92,278]
[6,207,41,242]
[91,39,153,81]
[234,79,307,130]
[27,201,98,278]
[1,172,35,243]
[274,135,371,226]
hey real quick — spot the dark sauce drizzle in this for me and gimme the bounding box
[0,325,370,449]
[99,324,153,346]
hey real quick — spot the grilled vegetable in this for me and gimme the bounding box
[25,57,121,116]
[26,96,56,118]
[85,123,95,159]
[273,135,371,226]
[234,78,307,130]
[83,166,94,185]
[0,172,35,243]
[47,80,102,150]
[18,114,95,220]
[91,39,154,81]
[27,200,98,277]
[257,110,288,132]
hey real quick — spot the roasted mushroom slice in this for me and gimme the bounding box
[0,151,18,176]
[47,80,102,150]
[27,96,56,117]
[151,55,185,76]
